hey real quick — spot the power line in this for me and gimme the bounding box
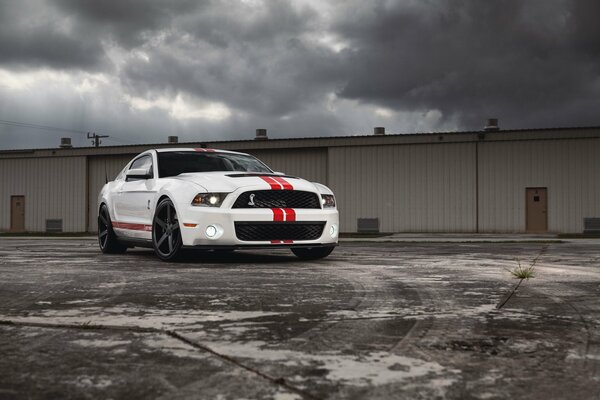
[0,118,136,145]
[0,118,88,135]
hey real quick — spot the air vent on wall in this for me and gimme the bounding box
[357,218,380,233]
[583,218,600,234]
[46,219,63,233]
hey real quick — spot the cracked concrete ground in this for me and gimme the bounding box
[0,238,599,399]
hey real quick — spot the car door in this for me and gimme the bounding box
[114,154,158,238]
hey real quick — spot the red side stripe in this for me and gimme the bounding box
[260,176,282,190]
[113,222,152,231]
[283,208,296,222]
[271,240,281,244]
[272,176,293,190]
[271,208,284,222]
[271,240,294,244]
[282,240,294,244]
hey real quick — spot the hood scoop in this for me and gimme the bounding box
[226,173,298,179]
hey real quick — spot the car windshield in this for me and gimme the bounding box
[157,151,272,178]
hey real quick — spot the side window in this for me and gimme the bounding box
[130,155,152,171]
[126,155,154,181]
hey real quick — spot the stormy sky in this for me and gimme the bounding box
[0,0,599,149]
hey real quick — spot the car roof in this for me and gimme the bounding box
[153,148,248,156]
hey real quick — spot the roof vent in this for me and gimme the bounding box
[168,136,178,144]
[484,118,499,132]
[59,137,72,148]
[374,127,385,135]
[255,129,268,140]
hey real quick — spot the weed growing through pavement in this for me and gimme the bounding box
[497,246,547,309]
[506,246,547,280]
[508,256,539,280]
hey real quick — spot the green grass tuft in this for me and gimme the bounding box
[509,259,535,280]
[508,250,544,280]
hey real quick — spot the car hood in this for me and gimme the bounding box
[173,171,320,193]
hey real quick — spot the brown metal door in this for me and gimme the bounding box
[10,196,25,232]
[526,188,547,232]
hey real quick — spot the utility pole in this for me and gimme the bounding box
[87,132,109,147]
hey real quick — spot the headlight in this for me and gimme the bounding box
[321,194,336,208]
[191,193,228,207]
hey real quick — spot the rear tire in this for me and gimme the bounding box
[98,205,127,254]
[291,246,335,260]
[152,198,183,262]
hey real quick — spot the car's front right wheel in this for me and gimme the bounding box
[152,198,183,261]
[98,205,127,254]
[291,246,335,260]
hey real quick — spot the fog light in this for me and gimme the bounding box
[329,224,337,237]
[206,225,217,238]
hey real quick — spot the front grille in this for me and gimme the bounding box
[233,190,321,209]
[235,222,325,241]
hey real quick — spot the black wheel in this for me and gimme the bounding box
[291,246,335,260]
[98,205,127,254]
[152,198,183,261]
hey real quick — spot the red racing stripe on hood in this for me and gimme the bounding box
[272,176,293,190]
[260,176,282,190]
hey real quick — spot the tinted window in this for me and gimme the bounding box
[130,155,152,171]
[157,151,272,178]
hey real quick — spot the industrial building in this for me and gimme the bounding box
[1,123,599,234]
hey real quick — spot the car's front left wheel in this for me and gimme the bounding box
[152,198,183,261]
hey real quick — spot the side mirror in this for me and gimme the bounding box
[126,167,152,181]
[274,171,285,175]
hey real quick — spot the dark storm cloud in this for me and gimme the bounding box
[52,0,199,48]
[1,0,600,150]
[119,0,343,117]
[0,1,104,69]
[333,0,600,129]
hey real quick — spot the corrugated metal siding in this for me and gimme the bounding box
[478,138,600,233]
[244,148,328,185]
[328,143,476,232]
[87,154,136,232]
[0,157,86,232]
[3,134,598,235]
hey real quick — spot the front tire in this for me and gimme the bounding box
[291,246,335,260]
[152,198,183,262]
[98,205,127,254]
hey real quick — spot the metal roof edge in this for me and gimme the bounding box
[1,125,599,157]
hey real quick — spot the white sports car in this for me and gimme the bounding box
[97,148,339,261]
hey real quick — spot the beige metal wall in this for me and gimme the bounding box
[478,138,600,233]
[87,154,137,232]
[328,143,477,232]
[244,148,328,185]
[0,156,87,232]
[3,133,599,234]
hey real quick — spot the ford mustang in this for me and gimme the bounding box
[97,148,338,261]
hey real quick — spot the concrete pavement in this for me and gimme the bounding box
[0,238,599,399]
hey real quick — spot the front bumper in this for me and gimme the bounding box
[178,207,339,247]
